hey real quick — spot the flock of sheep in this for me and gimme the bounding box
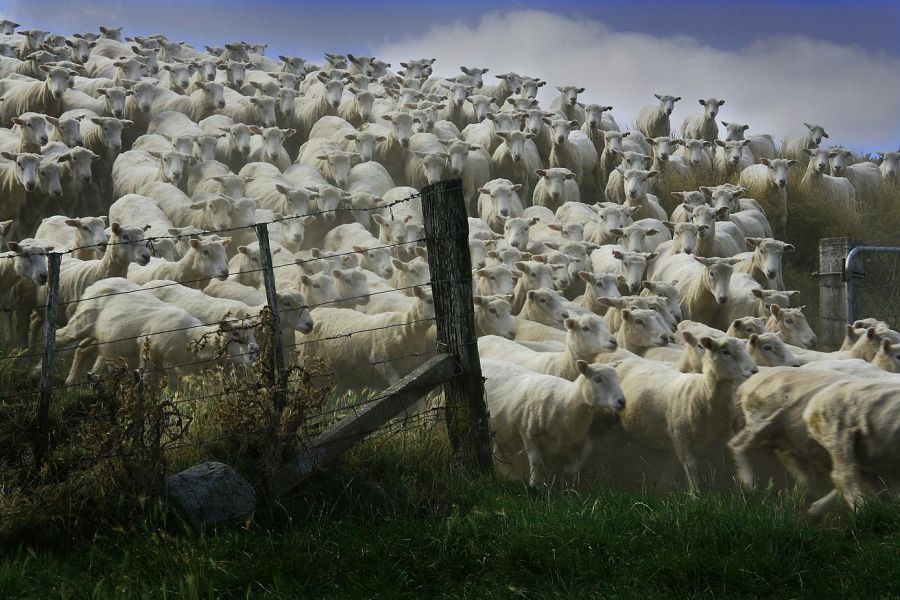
[0,21,899,518]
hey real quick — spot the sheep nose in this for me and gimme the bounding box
[37,273,48,285]
[608,339,618,348]
[777,179,786,188]
[766,270,777,279]
[659,154,668,160]
[684,247,693,255]
[750,368,759,375]
[629,284,640,293]
[499,209,509,217]
[40,136,48,144]
[665,108,672,115]
[561,312,570,319]
[217,101,225,108]
[615,398,626,411]
[25,183,36,191]
[717,296,728,304]
[172,171,182,180]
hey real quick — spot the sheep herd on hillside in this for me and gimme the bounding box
[0,21,898,519]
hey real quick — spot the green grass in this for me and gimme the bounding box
[2,429,900,599]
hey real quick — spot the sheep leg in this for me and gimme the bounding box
[673,438,701,494]
[827,436,868,512]
[524,441,546,487]
[774,449,821,493]
[564,438,594,476]
[728,427,760,491]
[807,489,841,521]
[66,339,98,386]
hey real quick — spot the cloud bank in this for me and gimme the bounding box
[374,10,900,153]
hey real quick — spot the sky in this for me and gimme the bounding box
[1,0,897,153]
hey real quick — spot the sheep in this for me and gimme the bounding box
[473,294,517,339]
[56,277,253,387]
[610,220,668,254]
[491,130,542,201]
[713,139,753,180]
[685,204,746,258]
[0,64,71,124]
[590,249,658,295]
[680,98,724,142]
[474,264,516,297]
[651,254,736,326]
[738,159,797,238]
[702,184,773,240]
[247,126,295,170]
[765,304,817,349]
[76,113,133,165]
[0,152,41,235]
[112,149,195,196]
[545,118,599,197]
[728,366,847,496]
[720,121,778,161]
[477,178,524,233]
[297,286,435,392]
[461,111,522,156]
[580,103,617,153]
[800,148,858,211]
[802,379,900,518]
[127,236,230,288]
[444,139,491,209]
[0,112,54,153]
[141,181,235,233]
[324,222,394,279]
[216,87,276,128]
[746,332,802,368]
[604,150,649,204]
[482,358,625,486]
[48,113,85,147]
[549,85,586,125]
[622,169,667,221]
[616,335,758,492]
[613,308,673,355]
[781,122,828,161]
[733,237,793,289]
[33,215,107,260]
[199,114,256,170]
[636,93,680,138]
[517,287,571,329]
[675,138,714,179]
[879,150,899,187]
[828,148,884,197]
[597,131,631,188]
[402,132,449,188]
[309,116,382,161]
[291,74,344,142]
[147,81,225,122]
[132,133,195,156]
[0,238,53,348]
[295,137,359,187]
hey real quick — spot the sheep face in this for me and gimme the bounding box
[0,20,19,35]
[228,197,257,229]
[348,130,382,162]
[584,104,612,128]
[12,113,52,147]
[194,134,221,161]
[622,308,671,348]
[696,257,736,305]
[3,152,41,192]
[411,285,435,320]
[279,55,307,76]
[300,271,337,305]
[653,93,681,115]
[567,313,618,353]
[331,267,370,305]
[37,158,64,198]
[312,185,344,223]
[460,66,488,89]
[192,57,216,82]
[156,151,193,184]
[22,29,48,51]
[54,117,84,147]
[65,217,108,250]
[274,214,310,252]
[476,265,515,296]
[549,119,576,146]
[41,66,71,99]
[881,152,899,181]
[447,141,475,177]
[698,98,724,120]
[222,60,248,88]
[382,112,415,148]
[445,81,470,108]
[246,95,275,125]
[583,272,621,300]
[163,62,193,90]
[686,205,718,240]
[319,151,356,187]
[352,244,393,279]
[107,223,151,266]
[612,250,656,294]
[468,95,494,121]
[350,89,375,121]
[721,121,750,141]
[728,317,766,339]
[603,132,625,156]
[113,58,147,82]
[525,288,568,326]
[619,151,649,171]
[66,147,98,183]
[393,257,429,288]
[98,86,130,119]
[372,214,411,248]
[480,182,521,220]
[623,169,656,201]
[487,111,522,135]
[490,247,530,268]
[759,158,794,188]
[279,289,314,334]
[641,281,681,322]
[746,237,794,281]
[747,332,800,368]
[469,238,488,269]
[612,223,659,253]
[216,174,248,200]
[717,139,749,165]
[128,81,156,114]
[90,117,131,152]
[499,130,533,162]
[803,122,829,145]
[767,305,816,349]
[515,261,554,292]
[191,238,230,281]
[827,148,853,176]
[8,240,52,285]
[542,253,572,291]
[556,85,584,108]
[579,361,626,412]
[415,150,449,185]
[751,288,796,313]
[474,295,516,340]
[224,124,254,156]
[597,205,634,232]
[682,139,710,165]
[214,319,256,368]
[704,184,743,214]
[258,126,288,162]
[699,336,758,380]
[874,339,900,373]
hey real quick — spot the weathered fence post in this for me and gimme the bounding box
[817,237,856,350]
[256,223,286,400]
[35,251,61,466]
[421,179,493,474]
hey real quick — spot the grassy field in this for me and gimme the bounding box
[2,429,900,598]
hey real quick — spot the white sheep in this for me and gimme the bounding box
[720,121,778,161]
[0,238,52,348]
[491,130,542,201]
[828,148,884,197]
[680,98,724,142]
[112,149,195,196]
[127,237,230,288]
[781,122,828,161]
[477,178,524,233]
[482,358,625,485]
[617,335,758,492]
[247,126,295,170]
[217,86,277,127]
[0,64,71,124]
[635,93,680,139]
[800,148,857,211]
[33,215,107,260]
[738,159,796,238]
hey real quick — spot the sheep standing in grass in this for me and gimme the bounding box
[800,148,857,211]
[616,335,758,492]
[721,121,778,161]
[636,93,680,138]
[680,98,724,142]
[781,122,828,161]
[0,238,52,348]
[738,158,796,239]
[827,148,883,197]
[483,358,625,486]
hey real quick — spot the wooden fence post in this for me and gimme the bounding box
[256,223,286,402]
[35,251,61,466]
[817,237,856,350]
[421,179,493,474]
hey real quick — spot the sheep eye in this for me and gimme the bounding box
[313,283,319,288]
[581,326,589,332]
[763,346,772,351]
[635,319,643,326]
[488,308,496,315]
[722,349,731,355]
[593,376,603,384]
[785,319,794,324]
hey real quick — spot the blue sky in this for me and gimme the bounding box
[1,1,898,151]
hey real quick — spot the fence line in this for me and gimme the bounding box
[2,180,491,501]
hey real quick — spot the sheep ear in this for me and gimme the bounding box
[770,304,781,317]
[564,318,576,330]
[64,218,80,228]
[576,360,590,375]
[749,333,759,345]
[681,331,697,346]
[699,336,715,350]
[783,243,796,253]
[745,237,762,247]
[751,289,764,299]
[622,309,633,321]
[882,338,893,352]
[189,238,201,249]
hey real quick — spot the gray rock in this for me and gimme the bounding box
[166,461,256,529]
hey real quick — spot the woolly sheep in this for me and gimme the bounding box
[800,148,857,211]
[781,122,828,161]
[680,98,724,142]
[636,93,680,138]
[738,159,796,238]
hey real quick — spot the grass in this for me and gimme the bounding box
[1,428,899,598]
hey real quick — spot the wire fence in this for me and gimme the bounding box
[0,181,490,524]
